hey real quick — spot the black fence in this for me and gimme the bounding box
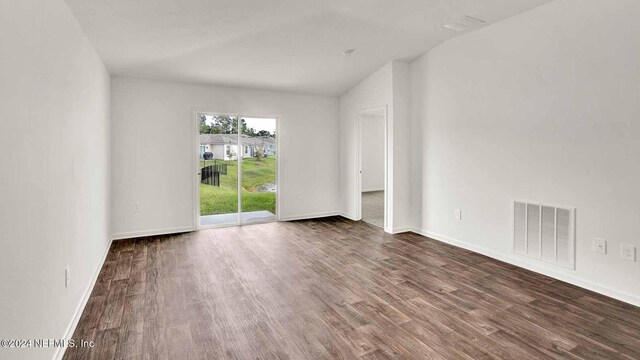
[201,163,228,187]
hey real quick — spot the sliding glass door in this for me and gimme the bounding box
[197,113,277,227]
[198,115,239,226]
[240,117,277,224]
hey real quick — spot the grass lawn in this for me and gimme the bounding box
[200,156,276,215]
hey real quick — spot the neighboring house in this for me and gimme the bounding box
[200,134,276,160]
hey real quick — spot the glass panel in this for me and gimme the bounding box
[240,117,277,224]
[199,114,239,226]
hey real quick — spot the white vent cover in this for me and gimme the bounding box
[513,200,575,269]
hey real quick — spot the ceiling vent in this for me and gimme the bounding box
[442,15,486,32]
[513,200,576,269]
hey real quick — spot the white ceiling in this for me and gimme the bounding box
[65,0,553,95]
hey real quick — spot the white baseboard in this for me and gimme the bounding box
[391,226,412,234]
[113,215,349,238]
[338,212,359,221]
[339,212,404,234]
[280,211,341,221]
[112,226,194,240]
[410,228,640,307]
[53,238,113,360]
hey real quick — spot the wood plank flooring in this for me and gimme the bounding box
[63,217,640,360]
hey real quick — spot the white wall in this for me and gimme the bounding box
[391,62,412,231]
[410,0,640,305]
[111,77,340,237]
[360,114,385,192]
[0,0,111,358]
[339,61,411,232]
[339,63,392,223]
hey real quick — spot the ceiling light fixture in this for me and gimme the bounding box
[343,49,355,56]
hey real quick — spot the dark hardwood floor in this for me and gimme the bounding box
[63,217,640,360]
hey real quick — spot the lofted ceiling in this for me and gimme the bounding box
[65,0,553,95]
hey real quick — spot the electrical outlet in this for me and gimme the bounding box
[593,238,607,254]
[65,266,70,288]
[621,244,636,262]
[133,203,141,213]
[454,209,462,220]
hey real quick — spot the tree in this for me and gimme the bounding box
[238,119,258,136]
[200,115,231,134]
[254,147,264,161]
[240,119,247,135]
[199,115,211,134]
[215,116,234,134]
[200,116,275,137]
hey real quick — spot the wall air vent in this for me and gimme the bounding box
[442,15,486,32]
[513,200,575,269]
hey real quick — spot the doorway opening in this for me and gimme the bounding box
[195,113,278,228]
[357,107,388,230]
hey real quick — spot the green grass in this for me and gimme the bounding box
[200,156,276,215]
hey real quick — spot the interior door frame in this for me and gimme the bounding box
[192,109,281,230]
[355,106,390,233]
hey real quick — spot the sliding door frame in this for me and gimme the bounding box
[192,109,281,230]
